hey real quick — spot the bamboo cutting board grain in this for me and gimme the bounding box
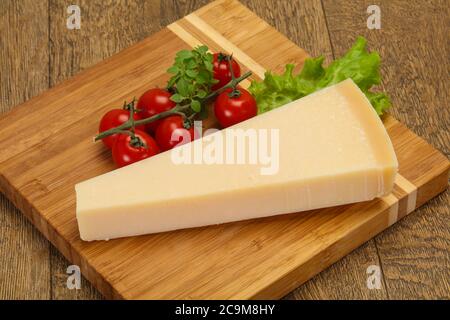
[0,0,448,299]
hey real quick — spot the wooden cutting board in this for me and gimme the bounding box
[0,0,448,299]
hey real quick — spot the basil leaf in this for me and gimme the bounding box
[167,66,179,74]
[170,93,184,103]
[176,78,189,96]
[191,99,201,112]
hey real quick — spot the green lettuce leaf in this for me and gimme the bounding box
[248,37,391,115]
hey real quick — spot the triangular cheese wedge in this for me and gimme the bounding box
[76,79,397,241]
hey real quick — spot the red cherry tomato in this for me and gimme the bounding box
[99,109,145,149]
[137,88,176,133]
[155,115,197,151]
[112,129,160,168]
[212,53,241,91]
[214,88,257,128]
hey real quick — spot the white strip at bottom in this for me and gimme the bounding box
[382,194,399,226]
[395,174,418,214]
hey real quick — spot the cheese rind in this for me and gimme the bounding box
[76,79,398,241]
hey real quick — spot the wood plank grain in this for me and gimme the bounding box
[286,241,388,299]
[49,0,164,84]
[0,0,51,299]
[240,0,333,61]
[47,0,164,299]
[160,0,211,26]
[322,0,450,299]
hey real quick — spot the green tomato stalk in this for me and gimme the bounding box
[94,70,252,143]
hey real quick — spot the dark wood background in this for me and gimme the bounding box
[0,0,448,299]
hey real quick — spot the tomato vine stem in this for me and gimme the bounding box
[94,70,252,142]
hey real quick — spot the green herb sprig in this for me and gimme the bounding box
[94,47,253,143]
[167,45,217,113]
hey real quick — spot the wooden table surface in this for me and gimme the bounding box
[0,0,448,300]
